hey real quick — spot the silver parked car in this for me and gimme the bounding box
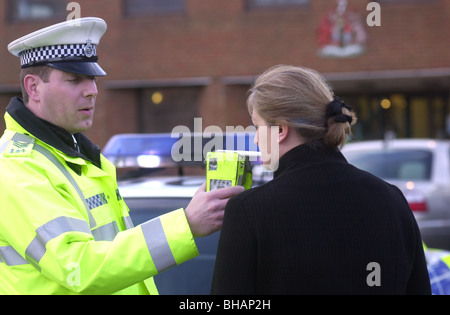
[342,139,450,250]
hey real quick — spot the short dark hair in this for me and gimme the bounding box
[20,66,53,104]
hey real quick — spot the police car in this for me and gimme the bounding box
[103,132,270,294]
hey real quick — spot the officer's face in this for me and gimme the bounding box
[28,68,98,134]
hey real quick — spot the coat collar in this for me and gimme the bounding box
[274,143,347,179]
[5,97,101,169]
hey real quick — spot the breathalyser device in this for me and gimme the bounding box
[206,150,258,191]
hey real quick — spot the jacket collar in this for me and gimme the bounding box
[5,97,101,169]
[274,143,347,179]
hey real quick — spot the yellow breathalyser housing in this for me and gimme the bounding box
[206,151,254,191]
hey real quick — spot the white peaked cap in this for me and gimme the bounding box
[8,17,107,77]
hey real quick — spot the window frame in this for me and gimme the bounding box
[123,0,186,17]
[245,0,310,11]
[7,0,67,23]
[375,0,440,4]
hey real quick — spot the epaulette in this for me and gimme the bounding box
[2,135,35,158]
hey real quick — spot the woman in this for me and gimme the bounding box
[211,65,431,295]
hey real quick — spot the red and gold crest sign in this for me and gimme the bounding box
[317,0,367,58]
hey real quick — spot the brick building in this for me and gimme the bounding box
[0,0,449,147]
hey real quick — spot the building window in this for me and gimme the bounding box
[376,0,437,3]
[137,87,200,133]
[124,0,185,16]
[8,0,67,22]
[246,0,309,10]
[342,93,449,140]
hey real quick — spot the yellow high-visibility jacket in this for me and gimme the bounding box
[424,244,450,295]
[0,103,198,295]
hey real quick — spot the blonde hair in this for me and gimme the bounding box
[247,65,357,148]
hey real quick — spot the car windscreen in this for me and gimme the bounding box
[344,149,433,181]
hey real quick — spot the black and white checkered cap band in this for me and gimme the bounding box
[19,42,97,67]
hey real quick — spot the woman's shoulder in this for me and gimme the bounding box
[230,176,282,206]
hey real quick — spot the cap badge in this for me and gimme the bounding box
[84,40,94,58]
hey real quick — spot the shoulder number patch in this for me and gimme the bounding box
[4,139,35,157]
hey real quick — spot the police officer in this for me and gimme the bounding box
[424,244,450,295]
[0,17,243,295]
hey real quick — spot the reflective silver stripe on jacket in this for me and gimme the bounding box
[26,141,98,229]
[0,133,134,268]
[0,140,10,155]
[10,133,125,242]
[92,221,119,242]
[123,216,134,230]
[0,246,28,266]
[0,216,134,267]
[141,217,176,273]
[25,216,92,270]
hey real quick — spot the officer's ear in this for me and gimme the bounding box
[23,74,41,104]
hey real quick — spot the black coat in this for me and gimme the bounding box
[211,144,431,295]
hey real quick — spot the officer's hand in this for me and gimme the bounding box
[185,182,244,237]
